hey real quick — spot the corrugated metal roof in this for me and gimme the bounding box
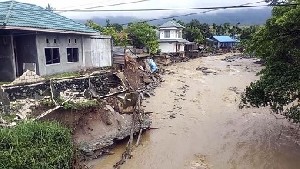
[0,1,96,34]
[212,36,237,43]
[159,21,185,28]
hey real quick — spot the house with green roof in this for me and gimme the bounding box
[0,1,112,81]
[158,21,189,55]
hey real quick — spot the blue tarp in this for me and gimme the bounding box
[147,59,158,73]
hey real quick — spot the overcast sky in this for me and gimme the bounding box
[3,0,267,19]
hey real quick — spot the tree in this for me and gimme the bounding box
[105,19,111,27]
[200,23,212,38]
[111,23,123,32]
[223,22,231,35]
[212,23,217,35]
[176,20,186,27]
[45,3,55,12]
[86,20,128,46]
[240,25,259,40]
[183,19,208,44]
[86,20,103,32]
[241,0,300,123]
[184,26,204,44]
[127,22,159,54]
[102,27,128,46]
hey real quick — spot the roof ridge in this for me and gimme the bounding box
[47,9,94,32]
[0,0,96,34]
[3,0,14,26]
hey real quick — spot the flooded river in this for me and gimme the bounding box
[89,55,300,169]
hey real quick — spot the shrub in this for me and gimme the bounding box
[0,121,73,169]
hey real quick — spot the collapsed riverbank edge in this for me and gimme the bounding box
[0,54,168,165]
[0,53,248,167]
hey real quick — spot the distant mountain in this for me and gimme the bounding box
[76,7,272,26]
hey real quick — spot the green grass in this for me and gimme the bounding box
[0,82,11,86]
[1,114,15,123]
[0,121,73,169]
[62,99,99,110]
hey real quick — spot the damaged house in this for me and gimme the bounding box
[0,1,112,82]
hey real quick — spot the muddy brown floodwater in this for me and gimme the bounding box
[89,54,300,169]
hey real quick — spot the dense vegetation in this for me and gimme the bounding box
[87,18,259,53]
[242,0,300,123]
[0,121,73,168]
[86,20,158,54]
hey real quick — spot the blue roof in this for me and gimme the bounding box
[213,36,237,43]
[0,1,96,34]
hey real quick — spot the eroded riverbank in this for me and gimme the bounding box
[90,54,300,169]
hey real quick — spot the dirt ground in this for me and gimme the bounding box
[90,54,300,169]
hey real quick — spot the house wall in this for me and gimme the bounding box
[218,42,235,48]
[0,35,15,81]
[90,37,112,67]
[36,33,85,76]
[159,42,176,53]
[14,35,38,76]
[83,37,92,68]
[179,44,185,52]
[159,28,182,39]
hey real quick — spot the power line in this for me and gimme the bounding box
[60,0,111,10]
[120,0,268,25]
[85,0,151,9]
[59,0,151,12]
[3,2,297,12]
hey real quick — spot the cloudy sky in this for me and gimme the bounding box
[2,0,267,19]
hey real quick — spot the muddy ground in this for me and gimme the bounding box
[89,54,300,169]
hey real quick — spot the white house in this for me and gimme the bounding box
[158,21,189,54]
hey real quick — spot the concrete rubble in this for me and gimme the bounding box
[196,66,218,75]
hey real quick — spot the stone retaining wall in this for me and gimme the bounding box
[0,72,124,104]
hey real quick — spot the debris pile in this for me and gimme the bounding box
[196,66,218,75]
[222,54,253,62]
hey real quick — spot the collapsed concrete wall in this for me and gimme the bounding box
[0,55,162,163]
[0,72,123,102]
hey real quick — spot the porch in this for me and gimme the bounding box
[0,30,38,82]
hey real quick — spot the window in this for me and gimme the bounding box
[45,48,60,65]
[54,39,57,43]
[74,39,77,44]
[68,39,71,43]
[164,30,170,38]
[67,48,79,62]
[178,31,182,38]
[46,39,49,43]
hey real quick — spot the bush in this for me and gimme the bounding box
[0,121,73,169]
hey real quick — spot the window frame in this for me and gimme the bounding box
[66,47,79,63]
[44,47,60,65]
[178,31,182,38]
[164,30,170,38]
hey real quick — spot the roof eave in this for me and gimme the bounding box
[159,26,184,29]
[0,26,98,36]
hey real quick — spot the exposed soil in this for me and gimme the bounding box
[90,54,300,169]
